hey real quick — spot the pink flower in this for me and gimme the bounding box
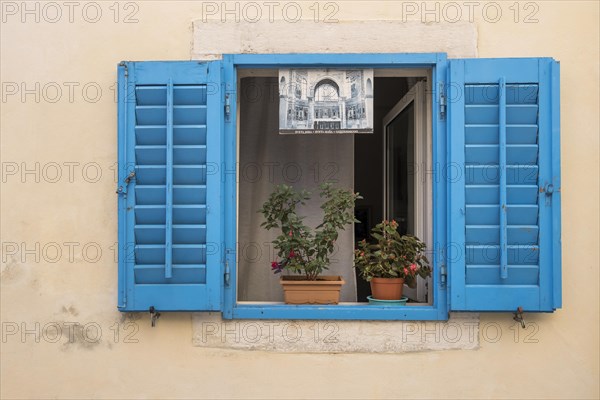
[403,268,409,276]
[410,264,417,272]
[271,261,283,274]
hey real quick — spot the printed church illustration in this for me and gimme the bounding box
[279,69,374,133]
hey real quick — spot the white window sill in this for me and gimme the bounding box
[192,312,479,353]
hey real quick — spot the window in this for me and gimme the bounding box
[117,54,561,320]
[238,68,430,306]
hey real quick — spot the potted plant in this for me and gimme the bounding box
[259,183,361,304]
[354,220,431,302]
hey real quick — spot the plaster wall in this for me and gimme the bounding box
[1,2,598,399]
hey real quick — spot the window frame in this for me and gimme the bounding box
[221,53,449,320]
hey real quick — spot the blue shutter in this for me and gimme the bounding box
[448,58,561,312]
[117,61,224,311]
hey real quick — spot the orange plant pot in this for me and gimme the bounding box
[280,275,345,305]
[370,277,405,300]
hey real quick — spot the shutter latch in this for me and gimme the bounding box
[543,183,554,195]
[116,171,135,195]
[540,183,554,205]
[149,306,160,327]
[513,307,526,329]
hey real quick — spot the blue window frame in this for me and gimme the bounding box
[221,53,449,320]
[117,53,561,320]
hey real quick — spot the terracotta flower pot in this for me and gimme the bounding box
[280,275,345,304]
[370,277,405,300]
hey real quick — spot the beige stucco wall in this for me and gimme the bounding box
[1,1,598,399]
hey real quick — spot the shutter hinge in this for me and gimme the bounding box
[119,61,129,78]
[224,259,230,286]
[440,264,447,287]
[439,84,447,119]
[224,93,231,121]
[224,248,234,286]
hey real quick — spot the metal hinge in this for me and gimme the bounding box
[439,83,447,119]
[224,248,233,286]
[224,93,231,121]
[119,61,129,78]
[440,264,447,287]
[224,259,230,286]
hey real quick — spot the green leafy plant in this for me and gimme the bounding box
[354,220,431,288]
[259,183,361,280]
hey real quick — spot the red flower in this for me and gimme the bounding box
[271,261,278,269]
[289,250,295,258]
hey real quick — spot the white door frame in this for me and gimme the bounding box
[382,80,432,303]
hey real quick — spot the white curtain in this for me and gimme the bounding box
[238,77,357,302]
